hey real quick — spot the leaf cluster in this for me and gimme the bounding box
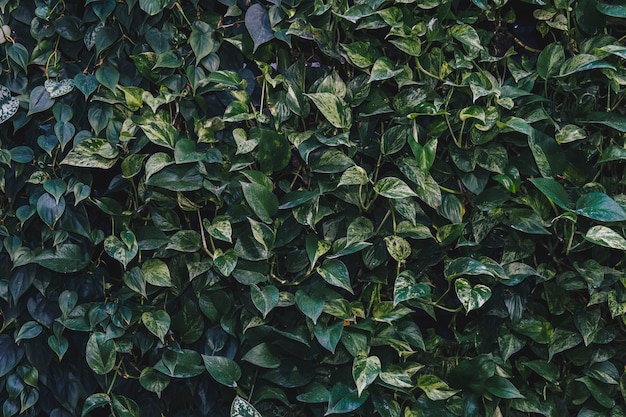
[1,0,626,416]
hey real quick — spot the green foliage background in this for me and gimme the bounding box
[1,0,626,416]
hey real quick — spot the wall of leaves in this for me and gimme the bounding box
[1,0,626,416]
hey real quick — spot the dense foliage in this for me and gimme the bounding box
[2,0,626,416]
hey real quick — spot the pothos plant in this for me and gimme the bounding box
[1,0,626,416]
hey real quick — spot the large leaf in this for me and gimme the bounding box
[241,182,279,224]
[575,192,626,222]
[352,355,381,396]
[202,355,241,388]
[317,259,353,294]
[61,138,119,169]
[86,333,116,375]
[584,226,626,250]
[245,4,274,52]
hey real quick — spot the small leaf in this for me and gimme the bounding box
[295,290,324,324]
[190,21,215,65]
[142,259,171,287]
[384,235,411,262]
[455,278,492,312]
[28,86,54,115]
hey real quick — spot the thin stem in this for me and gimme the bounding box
[197,210,213,257]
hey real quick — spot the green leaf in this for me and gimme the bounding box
[139,0,168,15]
[231,396,263,417]
[309,149,355,173]
[250,284,279,318]
[140,120,177,149]
[368,57,403,82]
[214,248,238,276]
[96,65,119,91]
[450,24,483,50]
[139,367,170,396]
[166,230,201,252]
[484,376,525,399]
[339,166,369,186]
[190,21,215,65]
[394,270,430,306]
[585,226,626,250]
[142,259,171,287]
[295,290,324,324]
[352,355,381,396]
[530,177,571,210]
[528,130,565,177]
[597,1,626,17]
[245,3,274,52]
[81,393,110,417]
[574,308,601,346]
[242,343,281,369]
[341,41,377,68]
[576,376,616,408]
[104,233,138,269]
[374,177,417,199]
[326,383,368,415]
[257,129,291,173]
[154,349,205,378]
[86,333,116,375]
[28,86,54,115]
[15,321,42,342]
[384,235,411,262]
[576,192,626,222]
[317,259,353,294]
[537,43,565,79]
[579,112,626,132]
[203,217,232,243]
[241,182,279,223]
[74,73,98,98]
[445,257,494,280]
[60,138,119,169]
[314,320,344,353]
[111,395,140,417]
[202,355,241,388]
[558,54,615,77]
[36,193,65,228]
[305,93,352,129]
[455,278,492,312]
[141,310,170,343]
[33,244,90,273]
[417,375,460,401]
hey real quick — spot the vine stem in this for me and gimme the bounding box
[197,210,213,257]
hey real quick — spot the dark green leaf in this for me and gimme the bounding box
[86,333,116,375]
[202,355,241,387]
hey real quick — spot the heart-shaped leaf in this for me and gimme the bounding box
[455,278,492,312]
